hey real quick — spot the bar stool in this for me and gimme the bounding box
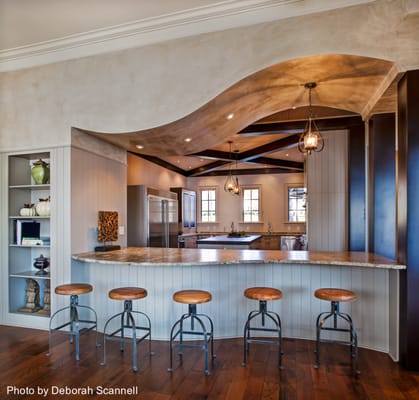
[101,287,152,372]
[314,288,359,374]
[242,287,283,368]
[48,283,98,361]
[168,289,215,375]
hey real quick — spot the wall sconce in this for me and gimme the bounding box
[298,82,325,155]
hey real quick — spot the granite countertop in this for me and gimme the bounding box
[72,247,406,270]
[196,234,262,244]
[179,232,305,237]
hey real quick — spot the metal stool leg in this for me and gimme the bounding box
[168,304,214,375]
[314,301,360,374]
[242,300,282,369]
[48,294,97,361]
[101,300,152,372]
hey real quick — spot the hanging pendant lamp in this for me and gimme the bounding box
[224,141,240,195]
[298,82,325,155]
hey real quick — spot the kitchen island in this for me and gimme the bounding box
[72,247,404,360]
[196,234,262,249]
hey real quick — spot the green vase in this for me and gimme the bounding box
[31,159,50,184]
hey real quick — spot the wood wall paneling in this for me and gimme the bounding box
[371,113,396,260]
[71,147,127,254]
[307,130,348,251]
[348,124,366,251]
[397,70,419,371]
[72,261,391,354]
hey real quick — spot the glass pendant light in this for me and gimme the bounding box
[298,82,325,155]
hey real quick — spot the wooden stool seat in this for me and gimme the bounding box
[173,289,212,305]
[55,283,93,296]
[314,288,357,303]
[109,287,147,301]
[244,287,282,301]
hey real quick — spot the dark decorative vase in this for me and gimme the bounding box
[33,254,49,275]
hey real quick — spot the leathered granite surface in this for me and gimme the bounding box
[72,247,405,270]
[196,234,262,245]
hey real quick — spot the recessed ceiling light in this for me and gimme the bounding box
[285,153,289,157]
[135,144,144,149]
[184,137,192,142]
[200,159,204,162]
[226,113,234,120]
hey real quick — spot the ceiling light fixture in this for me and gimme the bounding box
[298,82,324,155]
[226,113,234,120]
[184,137,192,142]
[224,141,240,196]
[135,144,144,149]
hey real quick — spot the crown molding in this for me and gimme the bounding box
[0,0,374,73]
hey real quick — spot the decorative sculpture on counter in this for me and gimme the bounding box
[94,211,121,252]
[19,278,41,313]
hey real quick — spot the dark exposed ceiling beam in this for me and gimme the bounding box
[238,116,363,136]
[131,116,363,177]
[188,149,231,161]
[198,167,299,177]
[129,152,187,176]
[251,157,303,170]
[239,135,300,162]
[191,135,301,164]
[187,160,230,177]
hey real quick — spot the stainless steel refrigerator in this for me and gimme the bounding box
[127,185,178,248]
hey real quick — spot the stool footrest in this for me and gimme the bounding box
[48,298,99,361]
[243,304,282,369]
[102,308,152,372]
[315,301,359,374]
[169,309,215,375]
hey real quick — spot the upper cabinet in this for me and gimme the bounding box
[170,187,196,234]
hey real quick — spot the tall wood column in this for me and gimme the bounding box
[398,70,419,370]
[348,123,366,251]
[370,113,396,260]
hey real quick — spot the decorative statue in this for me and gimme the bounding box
[19,278,40,313]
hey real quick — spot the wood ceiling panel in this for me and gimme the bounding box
[90,54,398,177]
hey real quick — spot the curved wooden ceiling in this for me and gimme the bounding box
[85,53,398,174]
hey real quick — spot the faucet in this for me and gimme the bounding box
[231,221,235,232]
[267,222,272,235]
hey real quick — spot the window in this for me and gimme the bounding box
[287,185,306,222]
[200,188,217,222]
[242,186,261,222]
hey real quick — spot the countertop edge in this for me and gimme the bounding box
[71,248,406,270]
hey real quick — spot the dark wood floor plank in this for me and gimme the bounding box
[1,326,419,399]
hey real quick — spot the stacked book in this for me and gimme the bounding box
[14,220,40,245]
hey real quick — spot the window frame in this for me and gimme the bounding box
[286,183,306,223]
[241,185,262,223]
[199,186,218,223]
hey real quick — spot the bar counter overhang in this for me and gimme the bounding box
[72,247,404,360]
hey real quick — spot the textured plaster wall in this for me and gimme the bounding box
[0,0,418,152]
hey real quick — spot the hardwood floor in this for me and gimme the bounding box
[0,325,418,399]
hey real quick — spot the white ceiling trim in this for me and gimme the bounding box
[0,0,375,73]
